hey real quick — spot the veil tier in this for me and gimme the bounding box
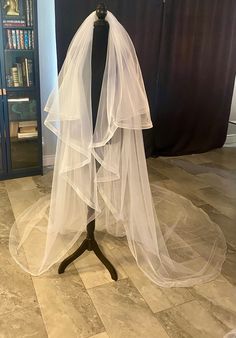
[9,11,226,287]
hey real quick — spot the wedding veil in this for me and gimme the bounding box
[9,11,226,287]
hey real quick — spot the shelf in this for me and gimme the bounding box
[10,119,37,123]
[10,136,38,143]
[7,86,35,92]
[5,49,34,52]
[3,26,34,30]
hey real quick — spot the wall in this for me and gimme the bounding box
[225,77,236,146]
[37,0,57,166]
[230,76,236,122]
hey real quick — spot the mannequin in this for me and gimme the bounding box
[58,3,118,281]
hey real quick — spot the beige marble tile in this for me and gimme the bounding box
[74,244,127,290]
[32,171,53,195]
[0,245,39,316]
[189,275,236,331]
[173,153,215,165]
[6,188,41,217]
[156,300,227,338]
[148,157,174,170]
[163,158,210,175]
[5,176,105,337]
[32,265,105,338]
[152,179,206,207]
[222,247,236,286]
[89,333,109,338]
[159,150,236,181]
[199,162,236,181]
[197,173,236,198]
[200,204,236,249]
[166,156,234,183]
[196,187,236,220]
[201,148,236,170]
[0,306,48,338]
[148,159,208,191]
[147,162,168,183]
[1,147,235,338]
[102,233,127,252]
[4,176,36,192]
[0,183,15,246]
[88,278,169,338]
[106,241,193,313]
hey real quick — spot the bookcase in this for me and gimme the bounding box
[0,0,42,180]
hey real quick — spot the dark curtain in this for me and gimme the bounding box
[153,0,236,156]
[55,0,163,156]
[54,0,236,157]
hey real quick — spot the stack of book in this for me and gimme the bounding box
[9,57,33,87]
[17,120,38,139]
[3,19,26,27]
[6,29,34,50]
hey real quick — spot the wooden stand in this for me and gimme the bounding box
[58,3,118,281]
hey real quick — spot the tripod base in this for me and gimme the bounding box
[58,232,118,281]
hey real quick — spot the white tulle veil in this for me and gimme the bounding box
[9,11,226,287]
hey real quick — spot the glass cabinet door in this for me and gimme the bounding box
[0,65,6,176]
[0,91,5,175]
[0,0,42,177]
[7,90,40,169]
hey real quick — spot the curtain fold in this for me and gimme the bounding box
[153,0,236,156]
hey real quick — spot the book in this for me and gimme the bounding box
[19,126,37,133]
[29,0,33,26]
[6,74,13,87]
[15,63,23,86]
[15,57,25,86]
[31,30,34,48]
[24,30,29,49]
[16,30,21,49]
[19,120,37,128]
[14,57,33,87]
[8,58,34,88]
[3,19,26,27]
[7,29,13,49]
[17,131,38,139]
[27,59,33,86]
[28,30,32,49]
[11,30,17,49]
[20,30,24,49]
[6,29,32,50]
[18,120,38,138]
[11,67,20,87]
[16,57,26,86]
[25,58,29,85]
[26,0,30,26]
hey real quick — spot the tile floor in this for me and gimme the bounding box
[0,147,236,338]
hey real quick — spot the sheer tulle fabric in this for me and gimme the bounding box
[9,11,226,286]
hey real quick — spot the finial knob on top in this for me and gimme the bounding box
[96,3,107,20]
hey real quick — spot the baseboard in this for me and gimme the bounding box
[225,133,236,147]
[43,154,55,167]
